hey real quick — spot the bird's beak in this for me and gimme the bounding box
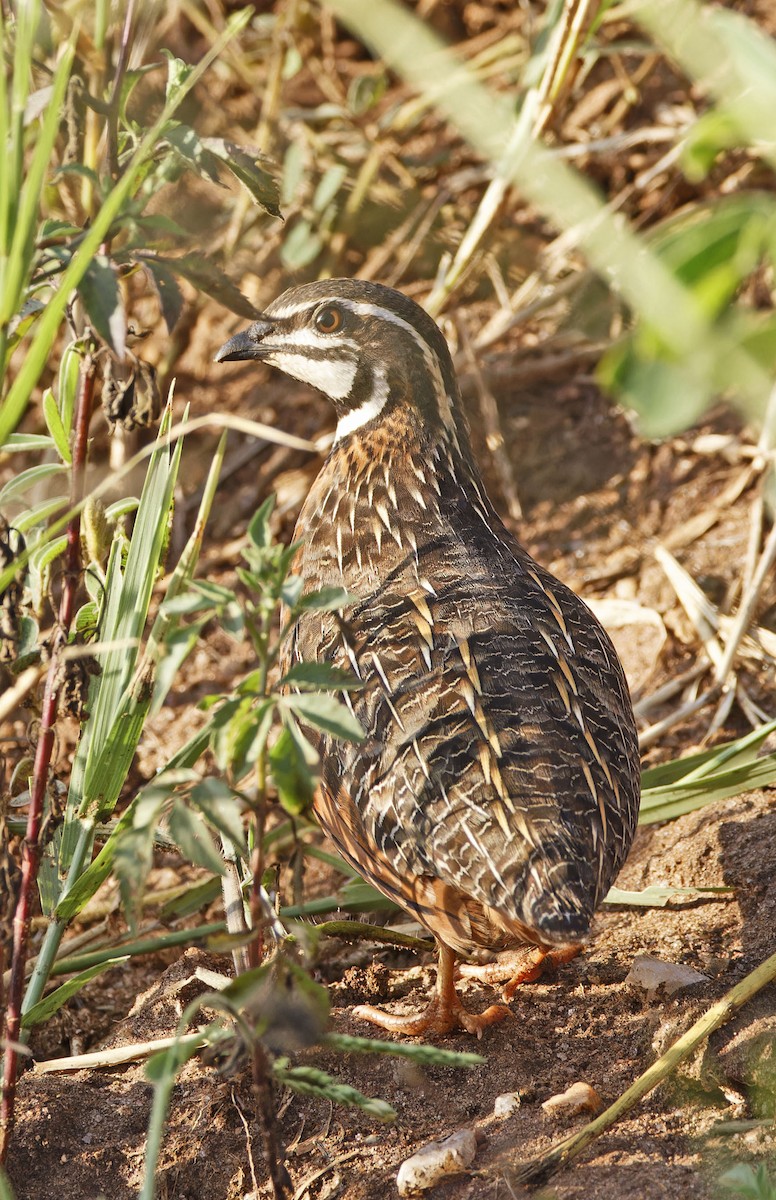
[214,317,275,363]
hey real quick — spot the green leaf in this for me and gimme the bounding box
[190,778,247,853]
[347,70,388,115]
[283,692,363,742]
[247,496,275,550]
[0,432,56,453]
[57,340,83,440]
[167,804,226,876]
[149,252,259,318]
[604,885,732,908]
[273,1062,396,1123]
[269,726,316,815]
[640,753,776,825]
[0,462,68,506]
[281,218,323,270]
[282,661,361,690]
[162,51,194,105]
[199,136,282,218]
[323,1031,484,1069]
[312,164,347,215]
[143,257,184,332]
[297,585,350,612]
[42,387,71,463]
[145,1031,209,1083]
[22,957,128,1028]
[77,254,127,357]
[164,122,223,184]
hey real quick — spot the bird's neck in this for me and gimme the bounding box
[295,405,498,593]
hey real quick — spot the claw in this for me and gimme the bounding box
[351,942,511,1037]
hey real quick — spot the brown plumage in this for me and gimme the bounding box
[216,279,640,1036]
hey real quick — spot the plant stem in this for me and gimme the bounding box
[0,355,95,1163]
[251,1041,291,1200]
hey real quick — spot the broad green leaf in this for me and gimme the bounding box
[162,50,194,105]
[165,122,222,184]
[152,252,259,318]
[282,661,361,690]
[14,495,69,533]
[57,340,83,439]
[297,585,350,611]
[247,496,275,550]
[167,804,226,876]
[77,254,127,357]
[269,726,316,815]
[190,778,247,853]
[142,257,184,332]
[281,218,323,270]
[312,163,347,215]
[283,692,363,742]
[200,136,281,217]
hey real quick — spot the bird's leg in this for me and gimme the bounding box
[458,943,583,1001]
[352,942,511,1038]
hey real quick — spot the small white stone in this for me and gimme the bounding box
[626,954,708,998]
[541,1081,604,1119]
[493,1091,521,1118]
[396,1129,478,1196]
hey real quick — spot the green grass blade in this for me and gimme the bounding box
[22,957,128,1028]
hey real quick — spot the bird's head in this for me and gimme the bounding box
[215,278,469,450]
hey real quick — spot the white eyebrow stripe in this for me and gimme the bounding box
[334,367,390,442]
[265,351,358,400]
[263,325,359,353]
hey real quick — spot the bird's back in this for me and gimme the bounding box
[285,409,640,955]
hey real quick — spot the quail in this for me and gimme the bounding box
[216,279,641,1037]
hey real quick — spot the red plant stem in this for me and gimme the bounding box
[0,357,95,1163]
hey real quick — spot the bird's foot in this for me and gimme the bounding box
[458,944,583,1002]
[352,990,510,1039]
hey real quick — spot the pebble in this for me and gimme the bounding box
[541,1081,604,1119]
[626,954,708,998]
[396,1129,478,1195]
[493,1091,522,1118]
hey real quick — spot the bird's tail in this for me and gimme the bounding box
[520,849,597,945]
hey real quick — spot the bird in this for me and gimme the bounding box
[215,278,641,1037]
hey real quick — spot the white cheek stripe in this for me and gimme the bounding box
[334,367,390,442]
[266,351,358,401]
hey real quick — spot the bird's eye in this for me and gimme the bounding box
[314,305,342,334]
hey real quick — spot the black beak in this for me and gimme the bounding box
[214,317,275,363]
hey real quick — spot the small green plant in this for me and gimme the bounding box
[720,1164,776,1200]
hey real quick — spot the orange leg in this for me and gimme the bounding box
[352,942,511,1038]
[458,944,583,1001]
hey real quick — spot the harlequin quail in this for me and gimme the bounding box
[216,279,640,1036]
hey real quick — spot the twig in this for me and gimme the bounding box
[0,357,95,1162]
[504,947,776,1188]
[638,684,721,750]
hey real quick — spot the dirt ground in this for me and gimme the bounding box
[5,2,776,1198]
